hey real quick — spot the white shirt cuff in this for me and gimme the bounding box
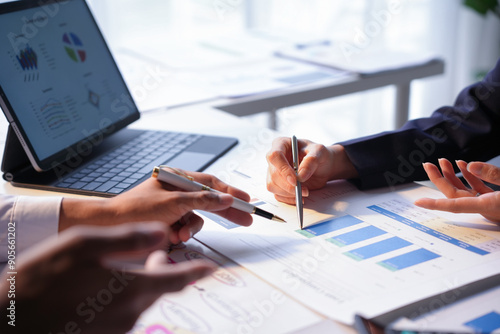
[0,195,62,262]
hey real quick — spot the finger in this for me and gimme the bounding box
[468,162,500,186]
[211,206,253,227]
[423,162,469,198]
[266,167,298,197]
[456,160,493,194]
[172,191,234,217]
[177,212,205,242]
[266,138,297,187]
[66,222,169,260]
[274,193,298,205]
[415,196,490,214]
[141,260,216,293]
[181,191,253,227]
[438,158,468,191]
[144,250,169,270]
[298,142,324,183]
[190,172,251,203]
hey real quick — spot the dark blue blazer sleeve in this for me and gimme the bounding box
[340,58,500,190]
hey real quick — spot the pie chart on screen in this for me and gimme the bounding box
[63,32,86,63]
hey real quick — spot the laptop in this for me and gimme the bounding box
[0,0,237,196]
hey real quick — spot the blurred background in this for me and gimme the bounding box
[12,0,500,144]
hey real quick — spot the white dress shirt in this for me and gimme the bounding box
[0,194,61,262]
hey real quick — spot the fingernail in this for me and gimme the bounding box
[302,187,309,197]
[287,175,296,186]
[188,228,196,240]
[467,162,482,175]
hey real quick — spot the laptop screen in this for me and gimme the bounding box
[0,0,139,171]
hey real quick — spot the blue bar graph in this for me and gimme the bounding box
[327,225,386,247]
[464,311,500,333]
[343,236,412,261]
[368,205,489,255]
[378,248,440,271]
[297,215,363,238]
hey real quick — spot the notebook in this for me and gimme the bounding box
[0,0,237,196]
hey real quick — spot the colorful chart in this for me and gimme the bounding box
[39,98,71,131]
[63,32,86,62]
[16,45,38,70]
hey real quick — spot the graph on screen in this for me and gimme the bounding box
[63,32,86,63]
[31,97,75,140]
[9,44,40,82]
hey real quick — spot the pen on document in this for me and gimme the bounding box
[152,166,286,223]
[291,136,304,229]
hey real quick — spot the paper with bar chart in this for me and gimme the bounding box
[195,169,500,325]
[388,285,500,333]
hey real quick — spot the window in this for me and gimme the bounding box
[87,0,500,142]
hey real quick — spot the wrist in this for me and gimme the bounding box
[59,197,116,231]
[329,144,359,180]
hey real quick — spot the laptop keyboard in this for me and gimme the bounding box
[54,131,201,195]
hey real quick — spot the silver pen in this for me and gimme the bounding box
[291,136,304,229]
[152,166,286,223]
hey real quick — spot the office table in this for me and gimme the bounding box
[0,106,356,334]
[214,58,445,129]
[117,49,444,130]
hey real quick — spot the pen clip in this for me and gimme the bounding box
[158,165,194,181]
[291,136,299,173]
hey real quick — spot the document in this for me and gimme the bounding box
[130,238,324,334]
[195,168,500,325]
[387,285,500,333]
[276,45,438,76]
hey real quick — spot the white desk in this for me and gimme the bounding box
[117,49,444,130]
[214,58,445,129]
[0,106,356,334]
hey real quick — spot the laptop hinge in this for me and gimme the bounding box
[1,125,35,181]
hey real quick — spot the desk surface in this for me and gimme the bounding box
[0,106,356,334]
[116,49,444,129]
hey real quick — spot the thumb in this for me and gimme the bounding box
[298,151,321,182]
[467,162,500,185]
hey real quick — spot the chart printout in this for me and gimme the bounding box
[196,172,500,325]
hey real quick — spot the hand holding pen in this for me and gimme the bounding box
[107,172,254,245]
[153,166,286,223]
[266,137,358,205]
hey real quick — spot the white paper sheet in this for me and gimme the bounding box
[388,285,500,333]
[129,239,324,334]
[195,169,500,325]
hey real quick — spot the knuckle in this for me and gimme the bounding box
[266,149,281,163]
[488,167,500,180]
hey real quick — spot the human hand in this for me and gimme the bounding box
[414,159,500,222]
[60,172,253,244]
[266,137,358,204]
[0,222,215,334]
